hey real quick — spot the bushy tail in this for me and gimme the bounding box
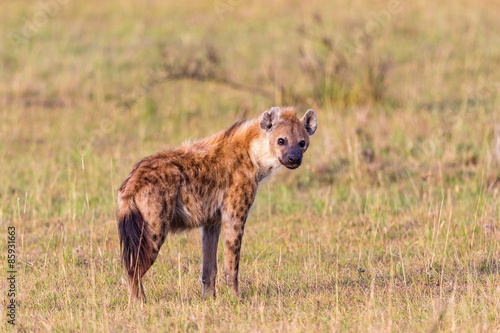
[117,198,151,298]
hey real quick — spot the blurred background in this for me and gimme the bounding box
[1,0,499,331]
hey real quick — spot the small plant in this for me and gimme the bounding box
[160,43,273,100]
[292,13,393,106]
[143,14,393,109]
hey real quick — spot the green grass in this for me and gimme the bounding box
[1,0,500,331]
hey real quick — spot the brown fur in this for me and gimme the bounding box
[117,106,318,302]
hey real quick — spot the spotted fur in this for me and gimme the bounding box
[117,106,318,302]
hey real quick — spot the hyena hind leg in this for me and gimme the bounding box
[129,232,169,303]
[129,275,147,304]
[126,186,172,304]
[128,228,167,305]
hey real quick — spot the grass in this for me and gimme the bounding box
[1,0,500,331]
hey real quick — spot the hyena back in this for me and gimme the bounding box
[118,106,318,302]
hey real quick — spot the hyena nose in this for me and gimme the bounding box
[288,156,301,164]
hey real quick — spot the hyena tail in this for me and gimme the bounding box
[117,197,151,302]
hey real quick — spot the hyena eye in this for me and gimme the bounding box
[299,140,306,148]
[277,138,286,145]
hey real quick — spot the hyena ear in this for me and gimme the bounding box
[259,107,280,132]
[302,109,318,136]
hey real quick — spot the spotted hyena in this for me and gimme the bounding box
[118,106,318,303]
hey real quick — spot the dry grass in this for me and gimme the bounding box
[1,0,500,331]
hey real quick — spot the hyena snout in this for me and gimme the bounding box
[281,148,302,169]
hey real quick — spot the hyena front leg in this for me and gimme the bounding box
[201,224,221,298]
[222,183,256,297]
[222,210,248,296]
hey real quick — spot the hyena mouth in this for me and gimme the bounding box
[279,159,301,169]
[285,164,301,169]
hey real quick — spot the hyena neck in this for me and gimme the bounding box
[209,118,281,182]
[246,120,282,182]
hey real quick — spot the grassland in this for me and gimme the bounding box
[1,0,500,331]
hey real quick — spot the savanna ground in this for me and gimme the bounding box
[1,0,500,331]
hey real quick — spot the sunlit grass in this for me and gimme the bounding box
[1,0,500,331]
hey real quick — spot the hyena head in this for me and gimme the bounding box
[259,106,318,169]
